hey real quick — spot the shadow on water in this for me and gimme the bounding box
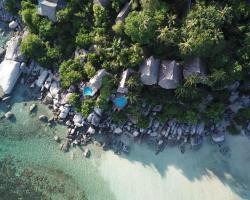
[1,84,250,200]
[113,134,250,199]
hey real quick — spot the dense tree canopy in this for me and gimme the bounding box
[19,0,250,123]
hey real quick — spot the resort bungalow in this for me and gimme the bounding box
[115,0,132,22]
[183,57,206,79]
[83,69,108,97]
[140,56,160,86]
[117,68,134,94]
[113,68,134,110]
[158,60,182,90]
[38,0,63,22]
[94,0,110,7]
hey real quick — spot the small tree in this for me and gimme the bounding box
[21,34,46,60]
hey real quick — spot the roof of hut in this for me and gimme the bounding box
[87,69,108,96]
[117,68,134,94]
[158,60,181,89]
[39,0,58,22]
[140,56,160,85]
[93,0,110,7]
[183,57,206,79]
[116,0,132,22]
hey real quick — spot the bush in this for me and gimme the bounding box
[84,62,96,79]
[76,29,93,49]
[125,11,159,44]
[227,123,240,135]
[93,4,109,28]
[96,76,115,109]
[234,108,250,125]
[112,21,124,35]
[20,7,40,33]
[203,102,225,122]
[59,59,83,88]
[112,112,127,124]
[81,99,95,117]
[21,34,46,60]
[4,0,20,15]
[137,116,150,128]
[69,93,81,109]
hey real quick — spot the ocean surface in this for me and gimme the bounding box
[1,24,250,200]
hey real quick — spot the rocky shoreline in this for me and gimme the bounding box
[0,12,250,158]
[1,58,250,157]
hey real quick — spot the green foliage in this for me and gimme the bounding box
[125,11,159,44]
[179,3,232,58]
[20,7,40,33]
[84,62,96,79]
[156,103,184,123]
[137,116,150,129]
[112,111,127,124]
[234,108,250,126]
[21,34,45,59]
[93,4,109,29]
[4,0,20,15]
[76,29,93,49]
[157,14,179,46]
[96,76,115,110]
[59,59,83,88]
[181,110,198,124]
[101,39,143,72]
[68,93,81,109]
[112,21,125,35]
[81,99,95,117]
[21,34,61,67]
[203,102,225,122]
[227,123,240,135]
[38,19,55,41]
[127,73,143,104]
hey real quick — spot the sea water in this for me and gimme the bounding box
[0,27,250,200]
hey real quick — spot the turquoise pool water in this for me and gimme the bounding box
[114,96,127,109]
[83,87,93,96]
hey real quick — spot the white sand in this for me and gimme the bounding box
[97,136,250,200]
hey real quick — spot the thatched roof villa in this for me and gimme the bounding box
[94,0,110,7]
[83,69,108,97]
[117,68,134,94]
[116,0,133,22]
[140,56,160,86]
[183,57,206,79]
[158,60,182,89]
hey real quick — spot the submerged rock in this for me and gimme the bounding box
[5,111,14,119]
[39,115,48,122]
[54,135,60,142]
[29,104,37,112]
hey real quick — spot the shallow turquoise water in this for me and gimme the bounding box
[0,85,116,200]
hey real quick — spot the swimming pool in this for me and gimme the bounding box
[83,87,93,96]
[114,96,128,109]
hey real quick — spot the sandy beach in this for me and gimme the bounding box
[97,136,250,200]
